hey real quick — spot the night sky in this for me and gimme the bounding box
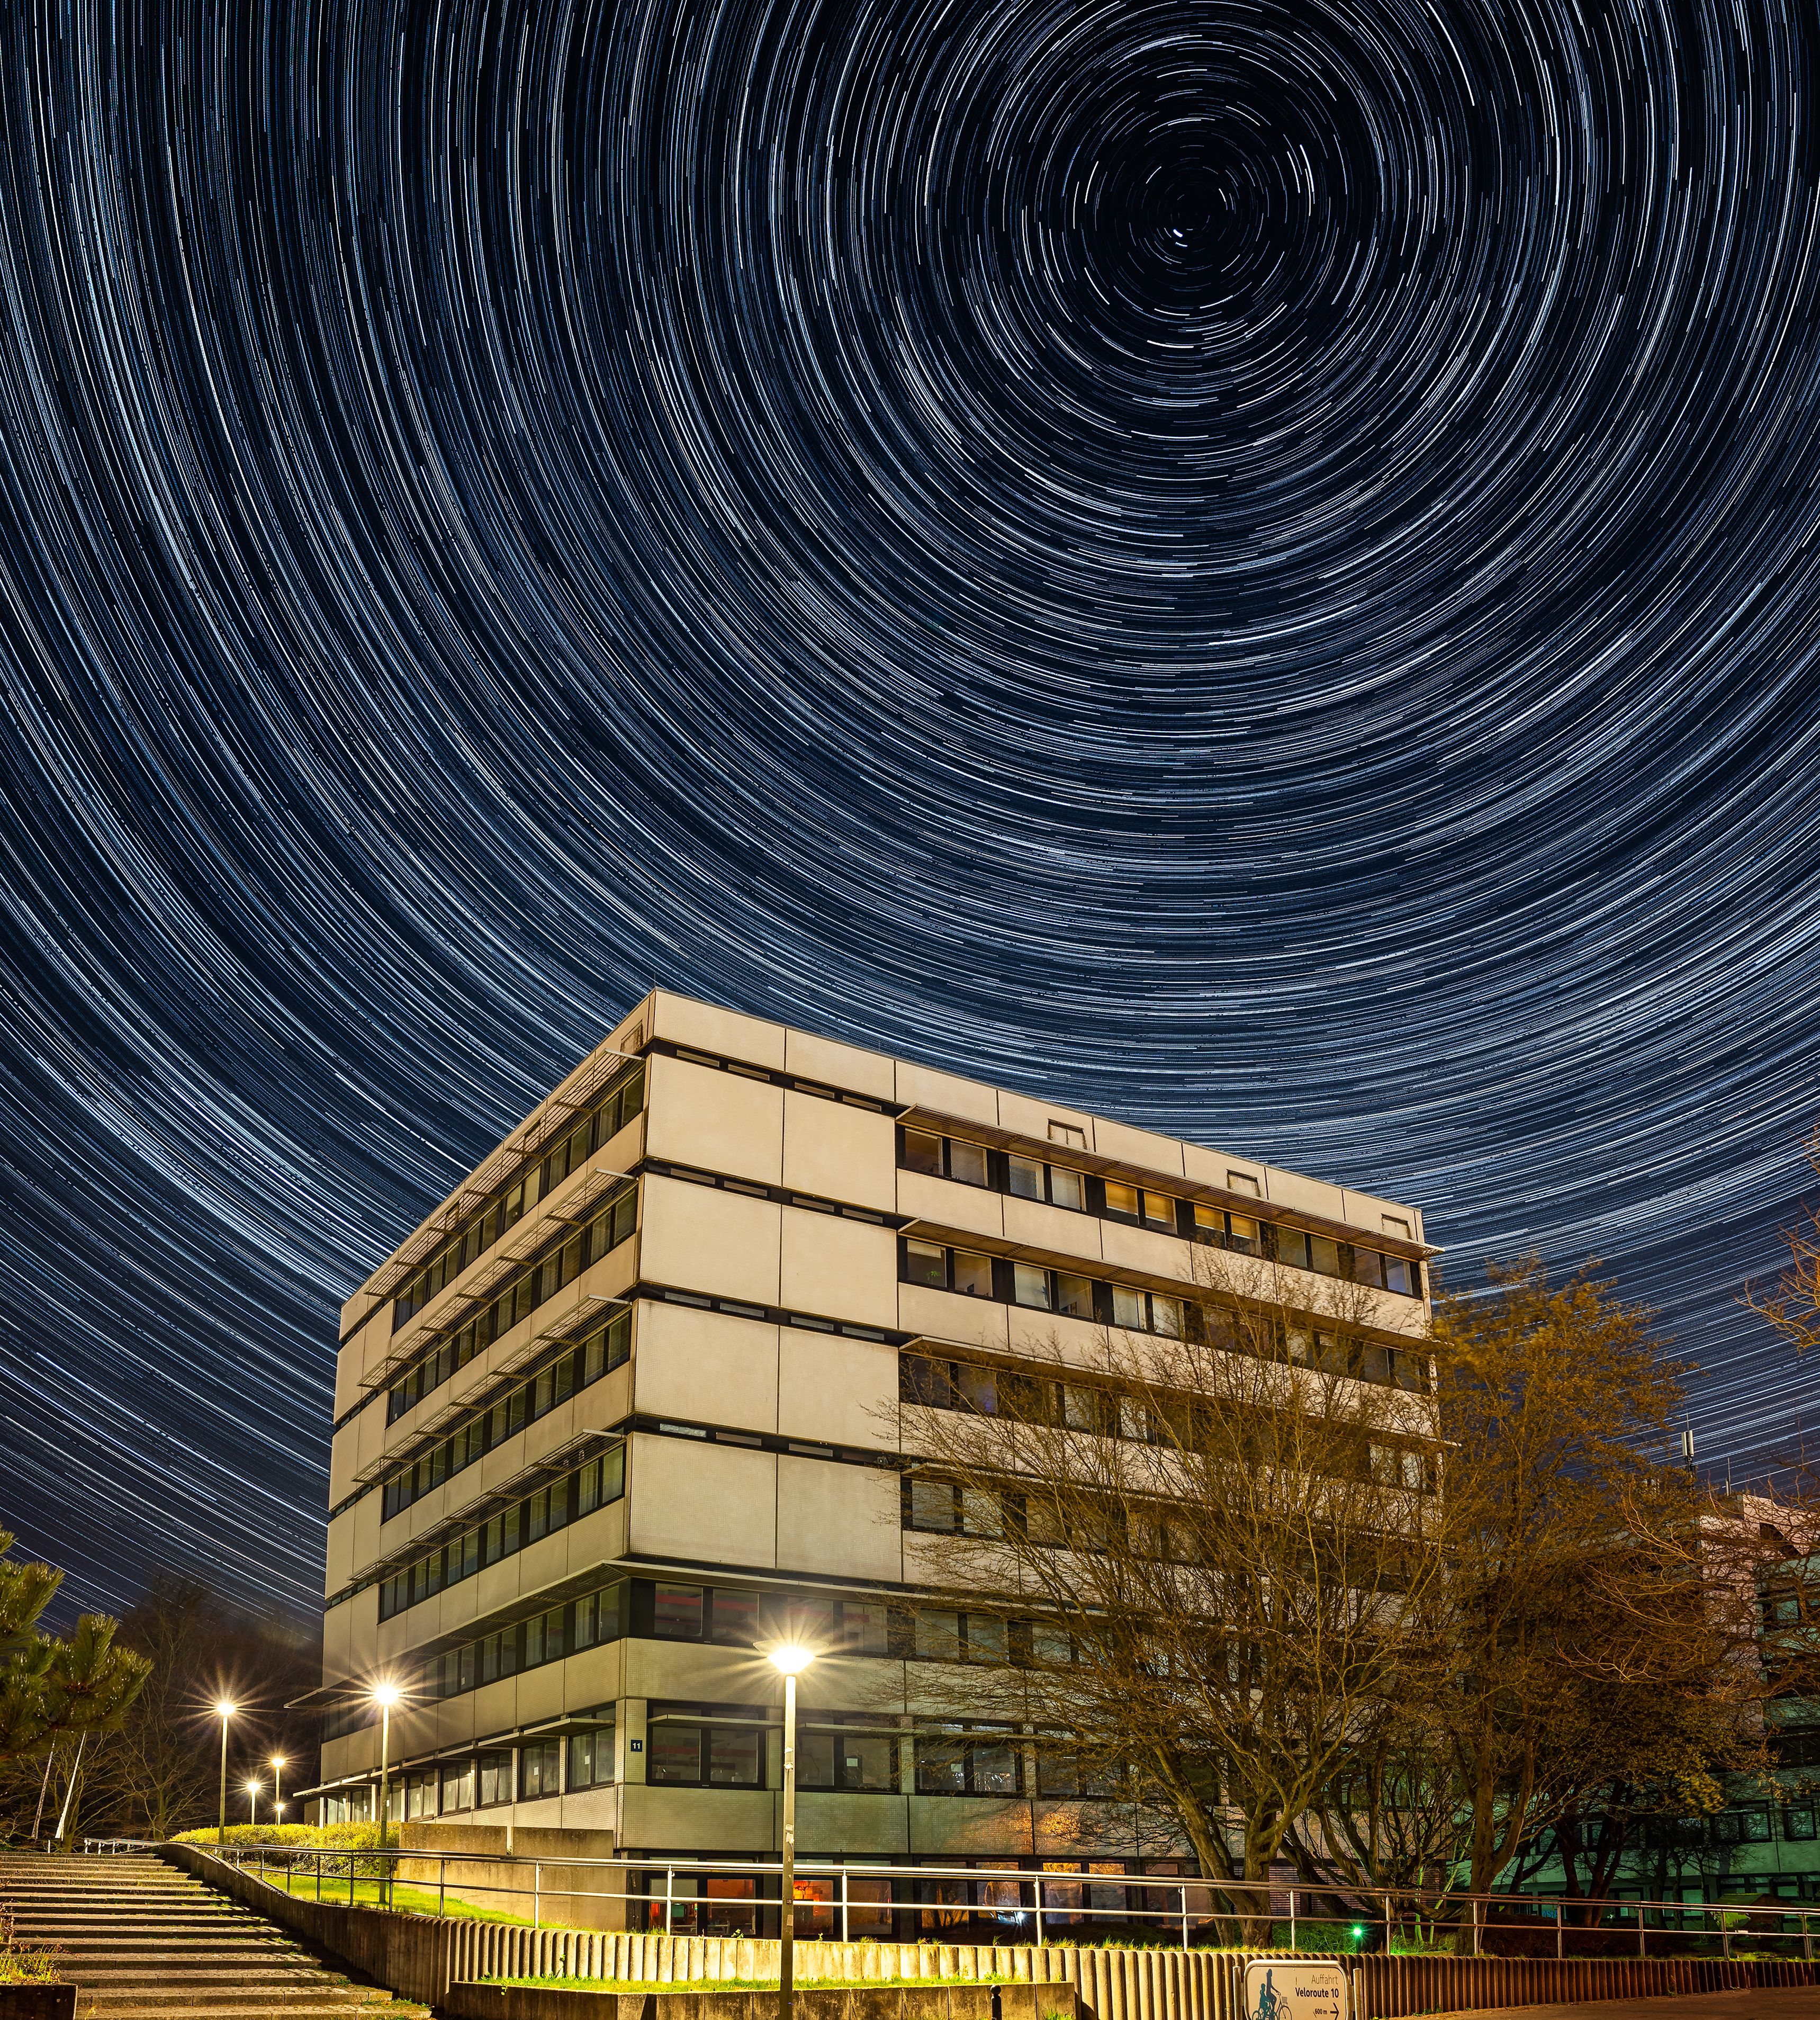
[2,0,1818,1628]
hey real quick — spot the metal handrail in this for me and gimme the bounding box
[83,1837,1816,1960]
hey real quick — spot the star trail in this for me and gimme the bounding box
[1,0,1817,1622]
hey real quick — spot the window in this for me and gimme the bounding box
[1056,1273,1095,1319]
[520,1740,562,1800]
[917,1728,1023,1795]
[952,1250,994,1297]
[905,1238,948,1288]
[1048,1121,1087,1149]
[1228,1214,1259,1254]
[909,1479,960,1533]
[1103,1181,1139,1220]
[1712,1808,1771,1845]
[1013,1264,1051,1309]
[1049,1166,1084,1211]
[568,1723,614,1791]
[1785,1808,1817,1841]
[902,1129,944,1175]
[440,1760,474,1812]
[835,1602,890,1655]
[478,1750,514,1808]
[1112,1285,1145,1328]
[710,1588,761,1646]
[1277,1228,1311,1270]
[655,1584,705,1638]
[916,1610,962,1660]
[1142,1192,1176,1229]
[799,1726,896,1792]
[1038,1750,1122,1799]
[1008,1155,1044,1200]
[1309,1235,1342,1278]
[650,1721,765,1787]
[948,1140,989,1188]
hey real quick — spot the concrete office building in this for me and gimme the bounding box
[303,990,1435,1930]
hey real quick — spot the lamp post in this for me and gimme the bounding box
[768,1645,816,2020]
[371,1682,401,1906]
[245,1780,262,1827]
[271,1755,287,1820]
[214,1702,237,1847]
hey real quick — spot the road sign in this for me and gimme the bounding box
[1244,1959,1349,2020]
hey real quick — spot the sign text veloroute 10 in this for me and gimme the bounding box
[1244,1961,1349,2020]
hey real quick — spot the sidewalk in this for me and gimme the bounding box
[1422,1994,1820,2020]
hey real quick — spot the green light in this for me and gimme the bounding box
[1351,1925,1367,1943]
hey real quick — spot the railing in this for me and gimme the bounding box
[89,1838,1819,1960]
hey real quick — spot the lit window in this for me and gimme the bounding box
[1142,1192,1176,1229]
[1104,1181,1139,1220]
[1228,1215,1259,1255]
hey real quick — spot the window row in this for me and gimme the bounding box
[395,1064,645,1322]
[899,1129,1419,1297]
[376,1444,625,1620]
[383,1312,631,1521]
[427,1579,625,1700]
[902,1353,1434,1482]
[387,1184,638,1422]
[902,1240,1186,1337]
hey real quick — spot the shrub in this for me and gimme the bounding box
[171,1821,388,1874]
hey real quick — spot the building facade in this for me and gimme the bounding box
[305,990,1434,1928]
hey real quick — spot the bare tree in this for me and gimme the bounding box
[1744,1129,1820,1357]
[1420,1259,1764,1904]
[894,1240,1443,1934]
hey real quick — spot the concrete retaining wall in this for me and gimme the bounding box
[164,1850,1820,2020]
[445,1987,1077,2020]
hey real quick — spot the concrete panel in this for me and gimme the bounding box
[894,1061,999,1126]
[778,1333,898,1448]
[627,1433,779,1569]
[895,1170,1004,1241]
[619,1783,778,1854]
[1100,1222,1192,1282]
[635,1301,780,1434]
[516,1663,565,1727]
[907,1795,1037,1856]
[325,1512,359,1595]
[1264,1166,1348,1225]
[626,1639,778,1700]
[782,1091,898,1211]
[1007,1306,1103,1363]
[796,1791,911,1855]
[776,1456,903,1583]
[995,1090,1096,1150]
[645,1053,784,1186]
[783,1028,897,1101]
[639,1178,781,1307]
[780,1209,897,1329]
[1091,1119,1187,1180]
[1002,1196,1104,1264]
[896,1282,1009,1352]
[650,992,788,1071]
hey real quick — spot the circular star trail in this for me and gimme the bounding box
[1,0,1817,1619]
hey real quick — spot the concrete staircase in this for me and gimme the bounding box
[0,1852,430,2019]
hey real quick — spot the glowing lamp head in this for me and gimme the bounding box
[769,1644,816,1677]
[269,1755,286,1769]
[244,1780,262,1795]
[370,1681,402,1708]
[215,1700,237,1719]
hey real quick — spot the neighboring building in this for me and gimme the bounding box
[301,990,1434,1932]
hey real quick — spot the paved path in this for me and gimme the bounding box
[1425,1995,1820,2020]
[0,1850,429,2020]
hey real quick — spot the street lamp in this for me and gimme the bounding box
[214,1701,237,1847]
[371,1682,402,1906]
[270,1755,287,1820]
[768,1645,816,2020]
[245,1780,262,1827]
